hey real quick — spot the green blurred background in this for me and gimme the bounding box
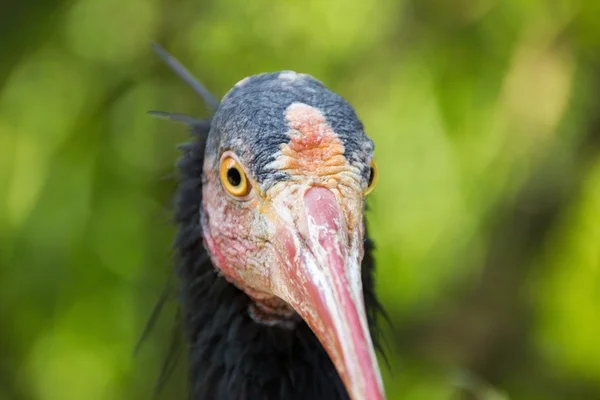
[1,0,600,399]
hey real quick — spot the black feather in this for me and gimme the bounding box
[133,276,173,357]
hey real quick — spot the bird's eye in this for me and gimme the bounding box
[220,156,251,197]
[364,160,378,196]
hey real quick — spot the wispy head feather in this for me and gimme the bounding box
[148,110,205,125]
[152,42,220,112]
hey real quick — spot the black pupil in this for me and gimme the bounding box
[227,167,242,187]
[368,167,374,186]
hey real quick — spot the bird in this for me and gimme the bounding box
[150,44,387,400]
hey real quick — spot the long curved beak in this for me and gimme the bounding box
[267,186,385,400]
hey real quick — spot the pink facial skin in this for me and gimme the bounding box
[199,103,385,400]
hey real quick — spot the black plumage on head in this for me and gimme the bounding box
[149,44,387,400]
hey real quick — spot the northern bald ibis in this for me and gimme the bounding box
[151,45,386,400]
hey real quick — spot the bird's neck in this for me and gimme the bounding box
[173,130,383,400]
[205,257,300,329]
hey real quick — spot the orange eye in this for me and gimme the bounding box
[220,156,251,197]
[364,159,378,196]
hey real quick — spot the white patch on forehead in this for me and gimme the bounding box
[234,76,251,88]
[278,71,303,81]
[284,102,329,134]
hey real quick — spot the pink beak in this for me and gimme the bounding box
[268,186,385,400]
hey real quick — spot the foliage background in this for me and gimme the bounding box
[1,0,600,399]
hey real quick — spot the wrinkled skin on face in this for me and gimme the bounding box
[201,103,368,307]
[199,73,384,400]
